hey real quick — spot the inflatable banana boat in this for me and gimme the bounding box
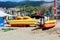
[8,16,56,28]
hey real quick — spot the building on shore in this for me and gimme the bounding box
[56,0,60,19]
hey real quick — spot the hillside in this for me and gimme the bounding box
[0,1,53,8]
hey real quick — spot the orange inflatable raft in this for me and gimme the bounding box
[43,20,56,28]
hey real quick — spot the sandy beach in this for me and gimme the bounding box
[0,26,60,40]
[0,20,59,40]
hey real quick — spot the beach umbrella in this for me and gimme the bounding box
[0,10,12,17]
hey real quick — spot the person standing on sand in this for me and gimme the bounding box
[3,16,7,24]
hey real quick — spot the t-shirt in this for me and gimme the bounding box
[44,16,48,21]
[4,19,7,24]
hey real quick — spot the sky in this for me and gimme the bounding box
[0,0,54,2]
